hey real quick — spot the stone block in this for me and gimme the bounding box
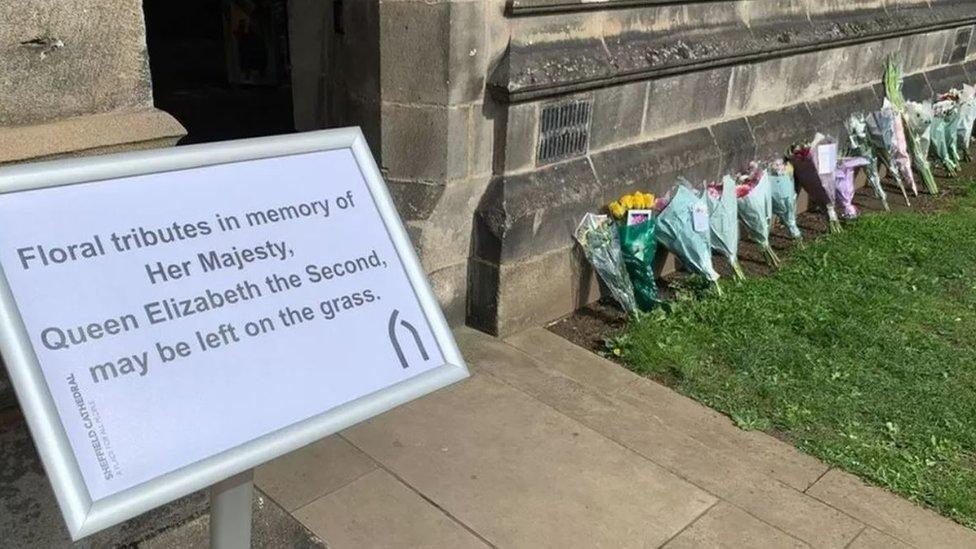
[589,81,647,151]
[925,64,969,95]
[662,502,807,549]
[0,0,154,126]
[475,158,600,264]
[902,30,951,73]
[446,1,488,105]
[0,109,185,165]
[727,53,824,116]
[411,175,491,273]
[644,67,732,138]
[494,101,538,174]
[255,435,377,513]
[805,86,878,144]
[748,103,816,159]
[900,72,933,102]
[469,106,494,178]
[965,60,976,82]
[380,102,470,181]
[426,261,468,326]
[709,117,756,175]
[385,179,445,221]
[591,127,720,192]
[379,1,486,105]
[293,469,487,548]
[806,469,976,548]
[343,373,716,547]
[467,245,600,337]
[380,2,449,105]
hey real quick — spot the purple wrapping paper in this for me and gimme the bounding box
[835,157,870,219]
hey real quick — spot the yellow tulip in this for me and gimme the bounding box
[609,201,626,219]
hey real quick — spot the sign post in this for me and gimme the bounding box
[0,128,468,542]
[210,470,253,549]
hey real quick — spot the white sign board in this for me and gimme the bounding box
[0,129,468,539]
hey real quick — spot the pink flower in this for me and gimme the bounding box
[735,184,752,199]
[653,196,671,212]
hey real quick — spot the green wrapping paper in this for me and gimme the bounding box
[574,213,638,315]
[656,185,720,284]
[768,172,802,240]
[738,172,781,267]
[618,220,658,311]
[705,176,744,280]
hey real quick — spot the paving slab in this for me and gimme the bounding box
[141,490,326,549]
[846,527,914,549]
[662,502,808,549]
[255,435,377,512]
[806,469,976,548]
[504,327,639,395]
[506,327,827,492]
[293,469,486,549]
[342,372,716,548]
[472,328,864,547]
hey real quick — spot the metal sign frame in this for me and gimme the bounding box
[0,128,469,540]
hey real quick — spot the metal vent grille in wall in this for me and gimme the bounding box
[537,99,592,165]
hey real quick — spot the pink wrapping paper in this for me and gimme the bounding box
[892,114,918,196]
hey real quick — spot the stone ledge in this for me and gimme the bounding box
[0,108,186,165]
[489,2,976,102]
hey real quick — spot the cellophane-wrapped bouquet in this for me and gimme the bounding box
[886,100,918,196]
[791,134,843,233]
[954,85,976,161]
[885,55,938,195]
[656,183,721,291]
[767,159,803,242]
[846,113,890,212]
[736,165,781,267]
[607,191,658,310]
[835,157,870,220]
[704,176,745,280]
[904,101,934,166]
[932,97,962,175]
[574,213,638,315]
[866,109,912,206]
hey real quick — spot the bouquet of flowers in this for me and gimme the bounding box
[608,192,658,310]
[656,183,721,291]
[735,166,780,267]
[904,101,934,166]
[885,55,938,195]
[846,113,889,212]
[767,159,803,242]
[704,176,745,280]
[957,85,976,161]
[891,108,918,196]
[866,109,912,206]
[574,213,638,314]
[835,157,870,220]
[932,98,962,175]
[791,134,843,232]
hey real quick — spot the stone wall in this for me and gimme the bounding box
[299,0,976,336]
[0,0,186,163]
[0,0,186,407]
[464,0,976,335]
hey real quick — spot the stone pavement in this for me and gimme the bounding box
[256,327,976,548]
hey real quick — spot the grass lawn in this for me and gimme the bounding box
[620,179,976,528]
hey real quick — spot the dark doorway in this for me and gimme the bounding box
[143,0,295,145]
